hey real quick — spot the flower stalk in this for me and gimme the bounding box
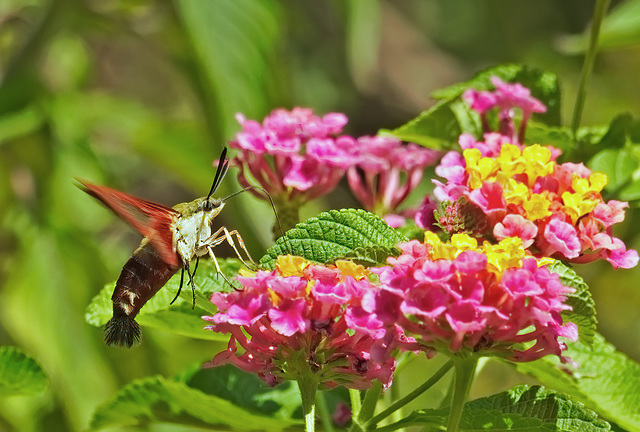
[298,373,320,432]
[571,0,611,138]
[446,356,478,432]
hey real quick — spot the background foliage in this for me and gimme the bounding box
[1,0,640,431]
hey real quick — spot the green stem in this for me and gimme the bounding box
[316,391,334,432]
[570,0,611,139]
[348,389,364,432]
[298,376,319,432]
[358,381,382,423]
[446,356,478,432]
[369,360,454,428]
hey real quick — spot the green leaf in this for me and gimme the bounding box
[259,209,407,269]
[85,259,244,341]
[589,149,639,194]
[387,64,561,150]
[90,371,301,431]
[431,64,561,125]
[340,245,401,267]
[514,333,640,432]
[387,385,611,431]
[185,365,301,421]
[0,347,48,397]
[547,261,597,347]
[525,122,575,154]
[383,99,477,150]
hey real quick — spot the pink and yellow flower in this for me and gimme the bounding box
[368,233,578,363]
[204,256,409,389]
[435,141,638,268]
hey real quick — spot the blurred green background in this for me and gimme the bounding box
[1,0,639,431]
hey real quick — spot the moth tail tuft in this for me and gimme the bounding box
[104,315,141,348]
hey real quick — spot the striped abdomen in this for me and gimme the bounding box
[105,240,180,347]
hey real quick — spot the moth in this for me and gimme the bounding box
[78,148,254,347]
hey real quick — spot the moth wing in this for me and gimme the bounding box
[77,180,181,268]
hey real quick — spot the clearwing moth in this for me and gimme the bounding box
[78,148,255,347]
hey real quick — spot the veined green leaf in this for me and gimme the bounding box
[386,385,611,431]
[90,369,301,431]
[0,347,48,397]
[548,261,597,347]
[259,209,406,269]
[514,333,640,432]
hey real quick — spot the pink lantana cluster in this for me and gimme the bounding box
[229,108,439,220]
[369,233,578,363]
[204,256,407,389]
[463,76,547,144]
[230,108,351,203]
[342,135,440,222]
[434,78,638,269]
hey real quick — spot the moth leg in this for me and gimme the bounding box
[207,245,235,288]
[223,228,257,269]
[184,262,197,309]
[170,267,186,305]
[202,227,255,270]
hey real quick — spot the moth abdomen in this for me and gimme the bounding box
[104,315,141,348]
[106,240,179,347]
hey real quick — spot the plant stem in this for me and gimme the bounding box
[446,356,478,432]
[369,359,454,428]
[316,390,334,432]
[298,375,319,432]
[358,381,382,424]
[571,0,611,139]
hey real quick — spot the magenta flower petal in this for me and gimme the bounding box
[544,218,581,259]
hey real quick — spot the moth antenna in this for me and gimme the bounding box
[206,147,229,203]
[222,185,286,240]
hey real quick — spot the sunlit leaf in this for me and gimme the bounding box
[260,209,406,269]
[514,333,640,432]
[387,385,611,431]
[90,366,301,431]
[548,262,597,347]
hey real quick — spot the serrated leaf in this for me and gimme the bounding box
[387,385,611,431]
[85,259,244,341]
[259,209,407,269]
[0,347,48,397]
[90,372,300,431]
[547,262,597,347]
[339,245,400,266]
[514,333,640,432]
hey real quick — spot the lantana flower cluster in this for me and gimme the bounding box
[230,108,351,204]
[204,256,406,389]
[343,135,440,220]
[369,233,578,363]
[435,79,638,269]
[229,108,438,222]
